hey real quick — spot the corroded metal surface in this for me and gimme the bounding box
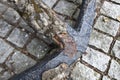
[8,0,96,80]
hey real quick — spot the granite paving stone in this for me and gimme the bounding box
[94,16,120,36]
[7,28,29,48]
[18,19,34,33]
[100,1,120,20]
[89,30,113,53]
[2,7,20,24]
[112,40,120,59]
[108,60,120,80]
[0,39,14,63]
[54,0,77,17]
[65,19,75,27]
[42,0,57,8]
[6,51,36,74]
[71,62,101,80]
[82,47,110,72]
[0,0,120,79]
[0,19,13,37]
[0,3,8,15]
[73,8,80,20]
[0,71,12,80]
[27,38,50,59]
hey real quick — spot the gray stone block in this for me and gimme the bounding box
[108,60,120,80]
[112,40,120,59]
[0,39,14,63]
[2,8,20,24]
[27,38,50,59]
[100,1,120,20]
[42,0,57,8]
[0,3,8,15]
[0,19,13,37]
[0,70,12,80]
[54,0,77,17]
[94,16,120,36]
[6,51,36,74]
[82,47,110,72]
[71,62,100,80]
[7,28,29,48]
[89,30,113,53]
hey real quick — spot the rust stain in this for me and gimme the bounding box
[58,33,77,57]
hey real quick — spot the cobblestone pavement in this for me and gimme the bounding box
[0,0,120,80]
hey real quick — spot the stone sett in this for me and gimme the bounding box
[96,0,102,8]
[82,47,110,72]
[0,70,12,80]
[19,19,34,33]
[42,0,57,8]
[7,28,29,48]
[54,0,77,17]
[73,8,80,20]
[0,19,13,37]
[65,19,75,27]
[112,40,120,59]
[100,1,120,20]
[27,38,50,59]
[6,51,36,74]
[89,30,113,53]
[94,16,120,36]
[0,3,8,15]
[2,7,20,24]
[108,60,120,80]
[0,39,14,63]
[102,76,111,80]
[71,62,100,80]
